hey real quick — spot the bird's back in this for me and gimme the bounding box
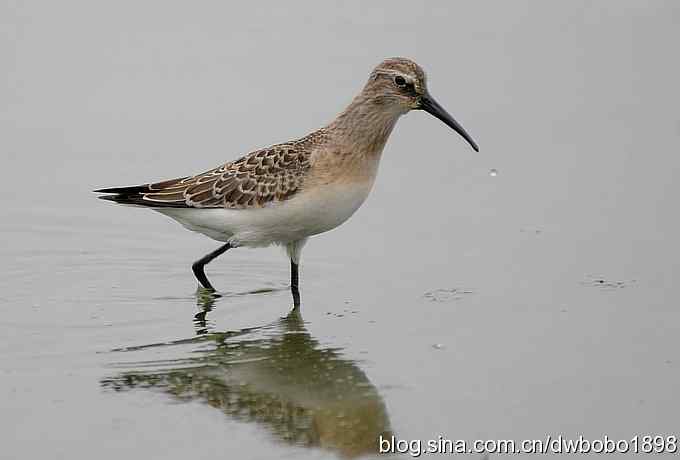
[96,129,331,210]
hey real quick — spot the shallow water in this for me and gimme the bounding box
[2,2,680,459]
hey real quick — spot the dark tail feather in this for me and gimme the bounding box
[94,184,183,207]
[95,184,150,206]
[96,193,151,205]
[95,176,192,208]
[93,185,151,194]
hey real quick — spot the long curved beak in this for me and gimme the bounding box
[419,93,479,152]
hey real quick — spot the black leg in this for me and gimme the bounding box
[192,243,232,291]
[290,259,300,309]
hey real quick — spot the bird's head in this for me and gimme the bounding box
[365,57,479,152]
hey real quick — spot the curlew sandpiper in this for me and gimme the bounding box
[95,57,479,308]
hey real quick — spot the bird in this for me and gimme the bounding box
[95,57,479,309]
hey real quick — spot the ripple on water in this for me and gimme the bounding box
[423,288,474,302]
[581,275,636,290]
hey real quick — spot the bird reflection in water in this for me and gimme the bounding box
[102,295,392,458]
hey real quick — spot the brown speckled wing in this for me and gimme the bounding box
[142,145,312,209]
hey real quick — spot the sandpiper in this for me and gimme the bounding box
[96,57,478,308]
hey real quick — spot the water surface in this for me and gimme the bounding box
[2,2,679,459]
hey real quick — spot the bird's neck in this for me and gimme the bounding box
[327,93,403,157]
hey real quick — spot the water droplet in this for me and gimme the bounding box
[489,168,498,177]
[432,343,445,350]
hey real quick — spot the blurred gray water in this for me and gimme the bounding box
[1,1,679,459]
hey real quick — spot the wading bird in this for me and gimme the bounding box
[96,58,479,308]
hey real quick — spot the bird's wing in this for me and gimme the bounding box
[96,144,312,209]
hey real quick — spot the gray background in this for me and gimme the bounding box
[1,1,679,459]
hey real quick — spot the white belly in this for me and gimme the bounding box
[155,181,373,247]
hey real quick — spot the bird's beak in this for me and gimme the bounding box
[419,93,479,152]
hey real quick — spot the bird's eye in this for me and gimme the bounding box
[394,75,407,87]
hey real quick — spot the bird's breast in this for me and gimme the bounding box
[290,178,374,236]
[290,150,381,236]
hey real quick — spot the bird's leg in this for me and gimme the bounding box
[290,259,301,309]
[285,239,306,309]
[192,243,232,291]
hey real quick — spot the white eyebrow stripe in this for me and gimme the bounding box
[373,69,416,82]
